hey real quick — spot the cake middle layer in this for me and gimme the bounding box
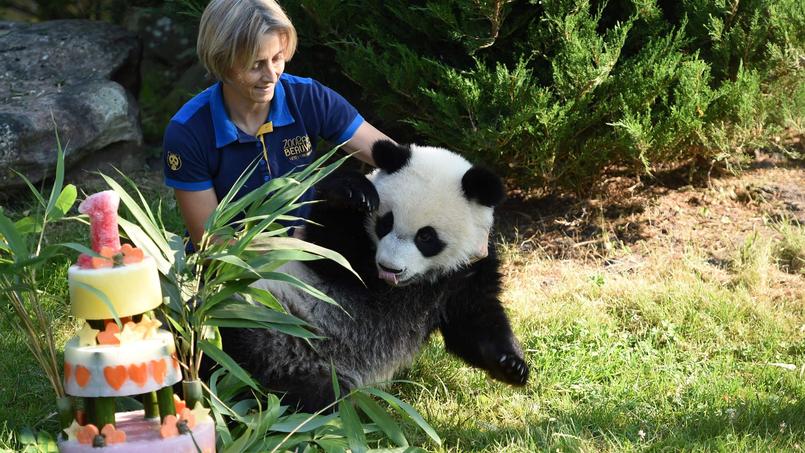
[64,330,182,397]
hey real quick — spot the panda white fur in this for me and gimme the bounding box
[222,140,529,411]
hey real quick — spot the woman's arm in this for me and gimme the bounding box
[341,121,395,166]
[174,188,219,248]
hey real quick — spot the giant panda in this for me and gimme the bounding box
[223,140,529,411]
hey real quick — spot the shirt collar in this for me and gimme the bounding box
[210,77,295,148]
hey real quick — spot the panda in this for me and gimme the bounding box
[222,140,529,411]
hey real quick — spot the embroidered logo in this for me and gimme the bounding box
[283,135,312,161]
[167,152,182,171]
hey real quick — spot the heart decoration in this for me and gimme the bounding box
[150,359,167,385]
[128,363,148,387]
[103,365,127,390]
[159,415,179,438]
[77,424,99,445]
[75,365,91,388]
[101,424,126,444]
[64,363,72,383]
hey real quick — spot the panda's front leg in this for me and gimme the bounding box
[439,249,529,386]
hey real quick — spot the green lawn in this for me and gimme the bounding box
[1,185,803,452]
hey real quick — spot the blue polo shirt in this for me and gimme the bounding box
[163,74,364,210]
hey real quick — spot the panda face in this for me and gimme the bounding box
[367,143,503,286]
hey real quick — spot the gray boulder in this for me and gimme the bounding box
[0,20,142,189]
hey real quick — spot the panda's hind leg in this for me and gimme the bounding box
[269,371,355,413]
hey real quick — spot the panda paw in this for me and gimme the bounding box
[492,353,529,386]
[317,172,379,212]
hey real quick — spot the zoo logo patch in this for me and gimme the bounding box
[167,152,182,171]
[283,135,312,161]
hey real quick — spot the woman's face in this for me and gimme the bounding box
[226,32,286,105]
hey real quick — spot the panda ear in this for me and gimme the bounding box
[461,166,505,207]
[372,140,411,174]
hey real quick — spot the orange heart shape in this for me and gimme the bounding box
[171,354,180,371]
[75,365,91,388]
[173,394,186,413]
[101,424,126,444]
[77,424,99,445]
[159,415,179,438]
[64,363,72,383]
[128,363,148,387]
[97,323,121,345]
[150,359,167,385]
[179,407,196,429]
[103,365,127,390]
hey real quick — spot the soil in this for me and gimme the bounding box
[496,152,805,274]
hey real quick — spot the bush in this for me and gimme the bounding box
[287,0,805,191]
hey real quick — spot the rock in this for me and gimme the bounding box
[0,20,143,190]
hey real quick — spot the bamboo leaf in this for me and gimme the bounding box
[354,393,409,447]
[60,242,100,257]
[101,174,172,260]
[44,119,66,219]
[70,280,122,329]
[0,210,30,261]
[363,388,442,446]
[10,169,46,208]
[118,217,172,275]
[269,413,337,433]
[206,301,310,326]
[49,184,77,221]
[338,398,368,453]
[258,271,340,306]
[198,340,260,391]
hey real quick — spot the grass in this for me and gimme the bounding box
[1,187,804,451]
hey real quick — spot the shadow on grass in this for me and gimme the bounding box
[428,390,804,451]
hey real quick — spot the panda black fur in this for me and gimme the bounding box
[222,140,529,411]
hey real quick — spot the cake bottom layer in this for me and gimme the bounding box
[57,410,215,453]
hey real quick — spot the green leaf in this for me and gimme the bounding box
[101,174,173,262]
[354,393,408,446]
[269,413,338,433]
[70,280,122,329]
[258,271,341,307]
[198,340,261,391]
[13,216,42,235]
[44,119,66,220]
[60,242,100,257]
[363,388,442,446]
[206,301,311,326]
[50,184,77,221]
[10,169,46,209]
[0,210,29,260]
[118,217,172,275]
[338,398,368,453]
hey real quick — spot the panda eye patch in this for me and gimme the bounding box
[415,226,446,257]
[375,211,393,238]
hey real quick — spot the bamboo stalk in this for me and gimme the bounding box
[182,380,204,411]
[156,386,176,422]
[142,392,159,419]
[93,397,116,428]
[56,396,74,429]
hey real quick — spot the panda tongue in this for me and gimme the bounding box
[378,270,399,285]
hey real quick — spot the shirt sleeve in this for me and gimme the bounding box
[162,121,214,191]
[312,80,365,144]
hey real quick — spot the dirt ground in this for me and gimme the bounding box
[496,152,805,296]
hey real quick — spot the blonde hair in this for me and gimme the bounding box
[197,0,298,81]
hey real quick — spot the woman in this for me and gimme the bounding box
[163,0,393,246]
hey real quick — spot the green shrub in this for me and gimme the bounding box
[288,0,805,191]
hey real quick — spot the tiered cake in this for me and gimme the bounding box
[57,191,215,452]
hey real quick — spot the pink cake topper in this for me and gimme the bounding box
[78,191,122,254]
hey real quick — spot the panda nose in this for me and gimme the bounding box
[379,263,404,274]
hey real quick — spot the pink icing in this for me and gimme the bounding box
[58,410,215,452]
[78,191,121,254]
